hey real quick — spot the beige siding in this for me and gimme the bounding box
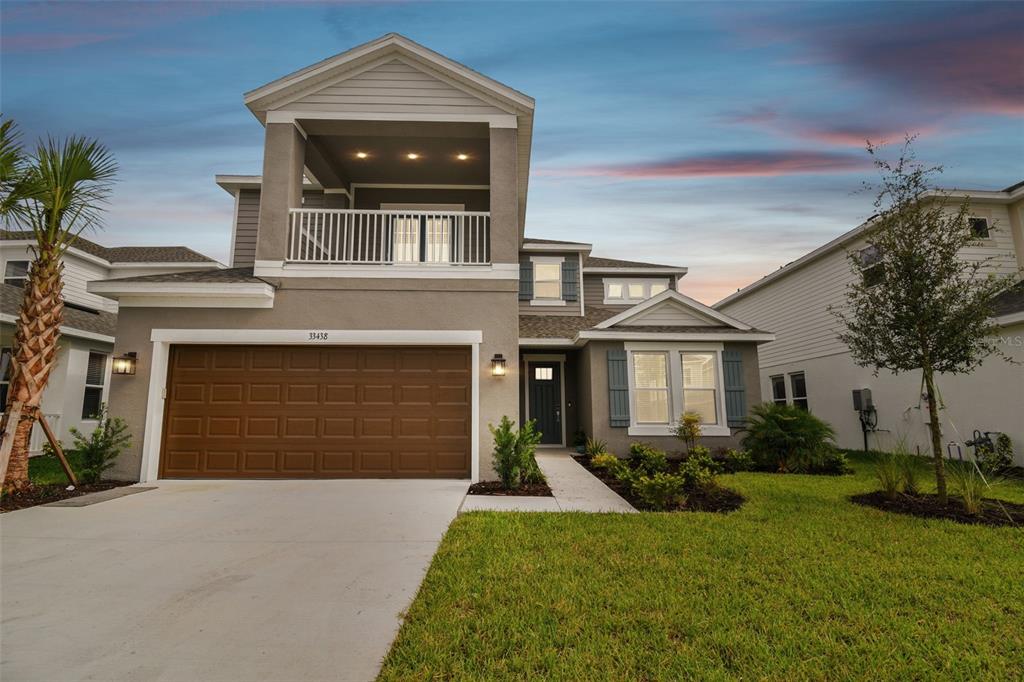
[63,255,117,313]
[233,189,260,268]
[279,59,510,116]
[619,302,715,326]
[719,203,1021,370]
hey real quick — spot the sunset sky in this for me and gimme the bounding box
[3,1,1022,303]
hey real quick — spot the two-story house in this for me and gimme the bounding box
[1,230,221,450]
[88,34,773,483]
[716,183,1024,465]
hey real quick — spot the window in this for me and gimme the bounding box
[533,259,562,300]
[858,245,884,287]
[82,352,107,419]
[770,375,787,405]
[681,352,718,425]
[969,217,990,239]
[789,372,809,411]
[0,348,11,408]
[3,261,29,286]
[632,352,670,424]
[603,278,670,303]
[534,367,553,381]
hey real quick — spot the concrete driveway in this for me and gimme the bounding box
[1,479,467,682]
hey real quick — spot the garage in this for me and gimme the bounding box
[159,345,472,478]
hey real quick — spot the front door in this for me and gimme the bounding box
[528,362,562,445]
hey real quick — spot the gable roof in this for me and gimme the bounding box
[584,255,687,273]
[596,290,751,330]
[244,33,534,116]
[1,230,217,265]
[1,282,117,341]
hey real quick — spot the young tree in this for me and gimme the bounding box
[2,134,117,491]
[831,138,1017,503]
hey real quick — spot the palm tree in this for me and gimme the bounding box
[2,134,117,491]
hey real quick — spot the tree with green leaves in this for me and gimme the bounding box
[831,138,1018,503]
[1,123,117,491]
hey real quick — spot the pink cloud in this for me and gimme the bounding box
[2,32,116,52]
[725,108,942,147]
[538,150,870,179]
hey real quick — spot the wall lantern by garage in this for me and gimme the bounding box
[490,354,507,377]
[111,352,137,376]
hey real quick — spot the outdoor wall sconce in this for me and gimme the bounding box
[112,352,137,376]
[490,354,507,377]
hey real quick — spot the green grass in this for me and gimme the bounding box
[28,452,85,485]
[379,453,1024,680]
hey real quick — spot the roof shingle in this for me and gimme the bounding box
[96,266,266,284]
[1,283,117,338]
[1,230,215,263]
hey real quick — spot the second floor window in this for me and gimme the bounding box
[4,260,29,286]
[532,259,562,300]
[604,278,669,303]
[858,245,884,287]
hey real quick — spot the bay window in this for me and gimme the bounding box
[626,343,730,436]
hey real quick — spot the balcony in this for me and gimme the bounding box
[287,208,490,265]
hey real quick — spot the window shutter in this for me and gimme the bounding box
[723,349,746,427]
[561,259,579,302]
[519,260,533,301]
[607,349,630,427]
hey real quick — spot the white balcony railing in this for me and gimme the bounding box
[287,209,490,265]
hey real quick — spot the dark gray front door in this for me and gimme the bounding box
[528,362,562,445]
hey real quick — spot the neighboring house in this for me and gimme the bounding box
[87,34,772,483]
[1,230,221,451]
[716,183,1024,465]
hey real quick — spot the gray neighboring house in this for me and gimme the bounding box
[716,182,1024,465]
[1,230,221,449]
[88,34,773,483]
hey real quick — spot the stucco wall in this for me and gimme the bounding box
[575,339,762,456]
[105,281,519,481]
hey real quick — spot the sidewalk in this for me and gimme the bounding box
[460,450,635,513]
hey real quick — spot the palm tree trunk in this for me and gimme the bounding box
[3,250,64,491]
[922,365,947,505]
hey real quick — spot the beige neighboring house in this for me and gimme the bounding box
[86,33,773,483]
[1,230,221,451]
[716,182,1024,465]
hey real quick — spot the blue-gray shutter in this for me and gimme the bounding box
[519,260,533,300]
[723,349,746,427]
[562,259,579,302]
[607,349,630,427]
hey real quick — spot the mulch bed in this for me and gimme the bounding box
[850,491,1024,527]
[1,481,134,513]
[573,456,745,513]
[467,480,554,497]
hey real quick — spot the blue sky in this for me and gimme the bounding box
[2,0,1021,303]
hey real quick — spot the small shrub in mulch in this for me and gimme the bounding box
[467,481,553,497]
[1,481,134,513]
[574,455,745,513]
[850,491,1024,528]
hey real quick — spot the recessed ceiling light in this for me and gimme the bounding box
[406,153,420,160]
[355,152,368,159]
[456,153,469,161]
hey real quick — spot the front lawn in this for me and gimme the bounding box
[379,453,1024,680]
[27,451,85,484]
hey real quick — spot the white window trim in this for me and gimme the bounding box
[603,277,670,305]
[3,260,30,286]
[139,329,482,484]
[530,255,564,304]
[625,342,730,437]
[968,215,994,243]
[769,374,788,405]
[82,351,110,421]
[789,371,809,409]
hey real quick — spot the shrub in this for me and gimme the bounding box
[899,455,922,496]
[875,454,903,500]
[68,406,131,484]
[977,433,1014,475]
[629,442,668,476]
[741,403,837,473]
[632,472,686,511]
[677,454,718,493]
[672,411,703,452]
[585,437,608,458]
[721,448,754,473]
[489,416,545,490]
[817,449,851,475]
[948,461,996,516]
[590,452,620,471]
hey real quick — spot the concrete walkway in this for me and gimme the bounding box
[1,479,466,682]
[460,450,635,513]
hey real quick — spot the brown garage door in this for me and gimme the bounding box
[160,345,471,478]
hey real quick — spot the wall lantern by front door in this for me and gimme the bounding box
[111,352,137,376]
[490,353,507,377]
